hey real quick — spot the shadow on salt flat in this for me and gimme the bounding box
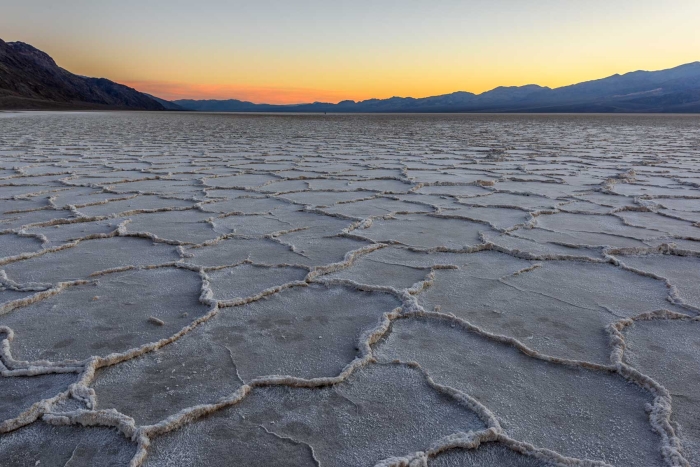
[0,268,209,362]
[1,237,180,284]
[623,318,700,466]
[429,442,554,467]
[145,364,485,467]
[358,214,488,250]
[0,372,77,429]
[418,251,686,363]
[208,264,308,301]
[375,317,664,466]
[0,421,136,466]
[204,284,400,380]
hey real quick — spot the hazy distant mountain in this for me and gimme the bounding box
[174,62,700,113]
[145,94,187,110]
[0,38,165,110]
[173,99,289,112]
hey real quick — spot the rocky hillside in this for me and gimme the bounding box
[0,39,165,110]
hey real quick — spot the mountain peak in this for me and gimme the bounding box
[7,40,59,69]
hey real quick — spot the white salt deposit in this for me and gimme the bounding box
[0,112,699,466]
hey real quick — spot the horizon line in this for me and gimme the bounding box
[128,60,700,105]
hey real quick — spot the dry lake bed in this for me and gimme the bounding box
[0,112,699,466]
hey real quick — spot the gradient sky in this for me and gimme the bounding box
[2,0,700,104]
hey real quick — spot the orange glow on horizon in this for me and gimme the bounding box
[120,81,351,105]
[3,1,700,105]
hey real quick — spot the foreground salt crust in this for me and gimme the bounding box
[0,112,699,466]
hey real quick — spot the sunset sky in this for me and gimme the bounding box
[2,0,700,104]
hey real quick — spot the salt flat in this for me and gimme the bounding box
[0,111,699,466]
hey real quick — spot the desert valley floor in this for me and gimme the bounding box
[0,112,699,467]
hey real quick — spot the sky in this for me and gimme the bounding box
[2,0,700,104]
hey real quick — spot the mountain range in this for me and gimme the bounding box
[175,63,700,113]
[1,38,700,113]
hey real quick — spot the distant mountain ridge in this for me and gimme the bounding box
[1,37,699,112]
[0,38,164,110]
[175,62,700,113]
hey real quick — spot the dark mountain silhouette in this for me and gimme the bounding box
[175,62,700,113]
[0,38,165,110]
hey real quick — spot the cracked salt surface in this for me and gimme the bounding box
[0,112,699,466]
